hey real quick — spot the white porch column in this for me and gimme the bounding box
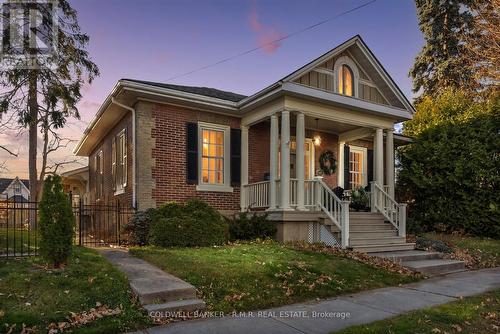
[268,114,278,210]
[280,110,291,210]
[385,129,395,198]
[374,128,384,185]
[240,125,249,211]
[296,112,306,210]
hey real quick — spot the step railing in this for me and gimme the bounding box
[370,181,406,237]
[244,181,270,209]
[315,177,350,248]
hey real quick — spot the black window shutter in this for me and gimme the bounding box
[230,128,241,185]
[344,145,350,190]
[367,149,374,184]
[186,123,198,184]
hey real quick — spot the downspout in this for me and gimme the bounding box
[111,97,137,209]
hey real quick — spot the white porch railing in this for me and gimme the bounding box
[370,181,406,237]
[315,178,350,248]
[245,181,270,208]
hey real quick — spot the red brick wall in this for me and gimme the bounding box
[249,121,270,183]
[150,104,241,211]
[311,131,339,188]
[88,113,133,207]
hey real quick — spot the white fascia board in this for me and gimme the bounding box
[283,82,413,121]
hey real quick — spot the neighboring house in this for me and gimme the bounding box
[0,177,30,202]
[61,166,90,206]
[75,35,415,251]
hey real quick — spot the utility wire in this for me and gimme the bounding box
[166,0,377,82]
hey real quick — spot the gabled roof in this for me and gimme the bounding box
[123,79,247,103]
[0,177,29,194]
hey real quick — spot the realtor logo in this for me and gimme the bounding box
[0,0,58,69]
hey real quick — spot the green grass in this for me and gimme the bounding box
[335,289,500,334]
[130,241,418,313]
[0,247,151,334]
[423,232,500,267]
[0,228,38,255]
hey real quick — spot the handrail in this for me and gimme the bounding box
[244,181,270,209]
[316,178,350,248]
[370,181,406,237]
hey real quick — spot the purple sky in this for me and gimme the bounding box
[1,0,423,178]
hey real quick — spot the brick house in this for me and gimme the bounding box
[75,36,415,251]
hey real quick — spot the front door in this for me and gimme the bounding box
[348,146,367,189]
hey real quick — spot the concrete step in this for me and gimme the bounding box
[350,212,385,218]
[349,236,406,246]
[368,250,443,262]
[132,282,197,304]
[349,230,398,238]
[402,259,466,276]
[144,298,206,314]
[352,243,415,253]
[350,223,395,231]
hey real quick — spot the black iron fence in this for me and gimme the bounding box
[0,198,135,258]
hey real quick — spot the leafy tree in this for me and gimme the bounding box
[403,89,487,137]
[0,0,99,199]
[39,175,75,268]
[397,95,500,237]
[410,0,477,98]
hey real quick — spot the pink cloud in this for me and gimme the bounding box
[248,2,285,54]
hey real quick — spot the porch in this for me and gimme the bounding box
[239,107,410,250]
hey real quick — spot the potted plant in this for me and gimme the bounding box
[350,186,369,212]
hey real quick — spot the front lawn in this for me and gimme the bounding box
[0,247,151,333]
[0,228,38,255]
[130,241,418,313]
[423,232,500,268]
[335,289,500,334]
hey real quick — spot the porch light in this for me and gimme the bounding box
[314,135,321,146]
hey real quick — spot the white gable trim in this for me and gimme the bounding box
[2,177,30,195]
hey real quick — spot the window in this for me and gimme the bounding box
[288,138,315,180]
[338,64,354,96]
[14,184,21,194]
[112,129,127,193]
[95,151,103,200]
[349,146,367,189]
[197,122,232,192]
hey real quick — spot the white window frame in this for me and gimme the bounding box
[95,150,104,200]
[348,145,368,188]
[334,56,360,98]
[196,122,233,193]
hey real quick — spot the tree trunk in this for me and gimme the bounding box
[28,73,38,201]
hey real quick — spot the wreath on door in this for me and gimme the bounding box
[319,150,337,175]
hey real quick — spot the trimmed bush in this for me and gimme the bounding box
[121,209,154,246]
[39,175,75,268]
[148,199,228,247]
[228,213,276,241]
[415,237,453,253]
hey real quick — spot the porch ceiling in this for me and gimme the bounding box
[303,116,360,134]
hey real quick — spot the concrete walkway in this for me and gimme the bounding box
[129,268,500,334]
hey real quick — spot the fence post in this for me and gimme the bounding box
[78,198,83,246]
[117,201,121,246]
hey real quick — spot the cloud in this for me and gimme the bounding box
[248,2,284,54]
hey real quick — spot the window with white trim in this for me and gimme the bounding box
[13,183,21,194]
[338,64,354,96]
[112,129,127,193]
[197,122,232,192]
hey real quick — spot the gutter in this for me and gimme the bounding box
[111,97,137,209]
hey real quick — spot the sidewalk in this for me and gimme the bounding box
[129,267,500,334]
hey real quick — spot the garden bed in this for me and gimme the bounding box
[0,247,150,333]
[130,241,419,313]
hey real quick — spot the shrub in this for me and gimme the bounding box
[397,96,500,237]
[121,209,154,246]
[228,213,276,241]
[148,198,228,247]
[350,186,369,212]
[39,175,75,268]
